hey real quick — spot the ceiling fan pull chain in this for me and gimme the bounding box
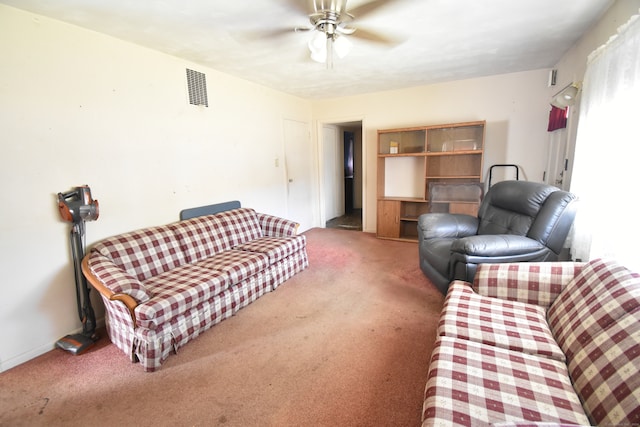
[327,35,334,69]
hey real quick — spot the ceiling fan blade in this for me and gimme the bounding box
[350,27,403,45]
[257,27,300,39]
[280,0,314,16]
[347,0,406,20]
[239,25,307,43]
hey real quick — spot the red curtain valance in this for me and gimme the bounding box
[548,105,568,131]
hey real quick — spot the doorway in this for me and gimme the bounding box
[344,130,355,213]
[323,122,363,231]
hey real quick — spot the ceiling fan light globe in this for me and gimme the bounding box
[308,31,327,53]
[311,49,327,63]
[334,35,352,58]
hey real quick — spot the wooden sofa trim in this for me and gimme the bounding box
[81,256,139,328]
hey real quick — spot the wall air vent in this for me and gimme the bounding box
[186,69,208,107]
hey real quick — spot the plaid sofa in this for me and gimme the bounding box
[82,208,308,372]
[422,258,640,426]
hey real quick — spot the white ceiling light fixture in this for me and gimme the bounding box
[551,82,582,108]
[333,34,353,58]
[308,31,353,66]
[304,7,355,68]
[274,0,404,69]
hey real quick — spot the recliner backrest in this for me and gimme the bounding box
[477,181,577,253]
[477,181,556,235]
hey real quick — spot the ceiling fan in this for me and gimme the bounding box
[275,0,406,67]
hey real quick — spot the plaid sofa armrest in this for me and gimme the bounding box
[85,251,150,303]
[82,254,141,328]
[257,213,299,237]
[472,262,585,308]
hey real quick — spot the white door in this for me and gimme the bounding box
[284,119,315,232]
[322,125,343,222]
[546,128,568,189]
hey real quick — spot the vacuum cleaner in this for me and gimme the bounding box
[55,185,100,355]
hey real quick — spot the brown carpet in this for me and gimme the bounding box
[0,228,444,427]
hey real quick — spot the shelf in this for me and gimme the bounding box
[379,196,426,202]
[378,129,426,155]
[430,202,480,216]
[400,221,419,239]
[426,150,482,156]
[428,182,484,217]
[427,154,482,178]
[377,120,485,242]
[378,152,428,158]
[427,124,484,153]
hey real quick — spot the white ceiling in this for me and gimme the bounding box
[2,0,614,99]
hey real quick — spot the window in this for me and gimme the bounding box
[570,12,640,271]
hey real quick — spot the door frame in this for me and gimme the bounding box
[316,117,366,230]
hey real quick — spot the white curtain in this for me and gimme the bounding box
[570,11,640,271]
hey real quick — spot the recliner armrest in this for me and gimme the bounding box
[451,234,545,257]
[417,213,479,239]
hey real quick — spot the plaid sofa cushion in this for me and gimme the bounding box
[235,235,306,264]
[88,252,150,303]
[92,224,186,281]
[135,264,228,330]
[473,262,584,309]
[215,208,263,247]
[547,258,640,426]
[422,336,590,427]
[170,214,231,263]
[439,281,564,361]
[196,249,269,286]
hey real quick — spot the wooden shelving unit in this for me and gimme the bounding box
[376,121,485,241]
